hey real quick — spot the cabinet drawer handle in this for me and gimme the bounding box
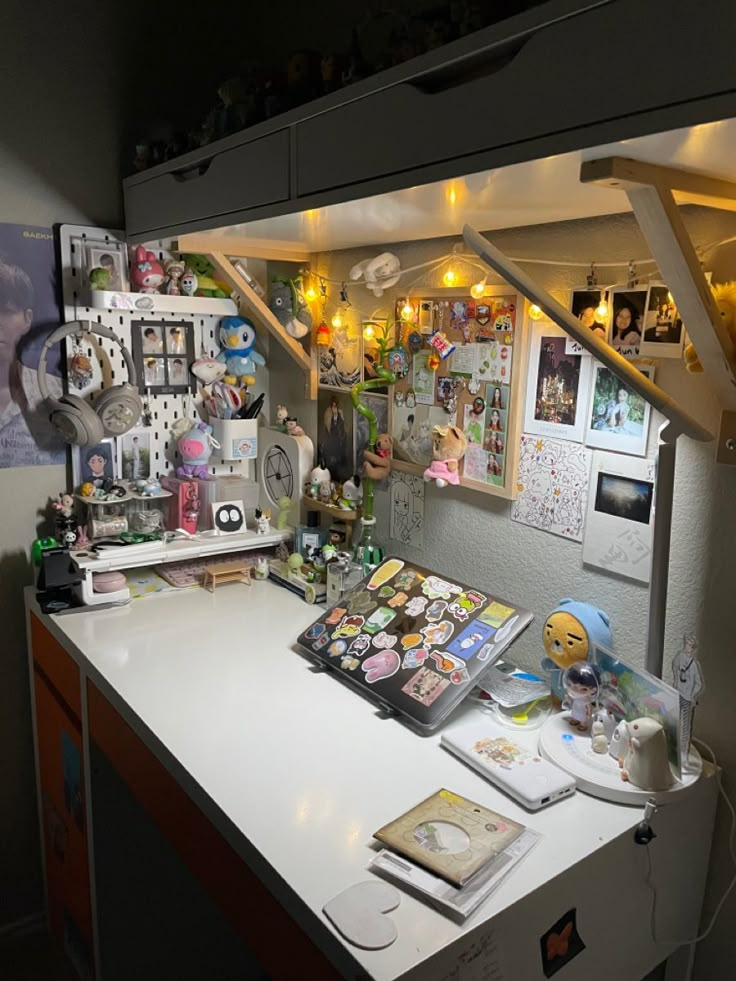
[171,159,213,183]
[407,34,530,95]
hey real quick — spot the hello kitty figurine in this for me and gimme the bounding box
[255,507,271,534]
[620,717,674,791]
[130,245,164,294]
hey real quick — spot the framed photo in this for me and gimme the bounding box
[131,319,194,394]
[71,438,117,490]
[118,428,152,481]
[639,284,684,358]
[319,389,354,482]
[84,239,129,292]
[610,287,648,360]
[585,363,654,456]
[523,321,592,443]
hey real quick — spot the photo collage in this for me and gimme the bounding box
[131,319,195,395]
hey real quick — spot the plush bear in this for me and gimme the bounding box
[683,281,736,372]
[541,599,612,701]
[363,434,393,481]
[423,425,467,488]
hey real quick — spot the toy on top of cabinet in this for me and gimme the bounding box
[130,246,165,294]
[285,417,305,437]
[216,316,266,387]
[561,661,600,732]
[307,463,331,499]
[270,277,312,340]
[276,404,289,431]
[164,259,186,296]
[176,422,220,480]
[541,599,612,701]
[423,425,467,488]
[619,717,674,791]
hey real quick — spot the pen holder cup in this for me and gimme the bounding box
[210,418,259,463]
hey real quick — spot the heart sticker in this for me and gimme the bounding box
[323,881,400,950]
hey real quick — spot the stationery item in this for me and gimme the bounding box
[243,392,265,419]
[322,881,400,950]
[478,666,550,707]
[371,827,541,921]
[441,724,575,810]
[373,789,524,887]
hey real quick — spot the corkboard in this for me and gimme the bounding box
[388,288,529,500]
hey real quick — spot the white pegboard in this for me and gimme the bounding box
[59,224,255,481]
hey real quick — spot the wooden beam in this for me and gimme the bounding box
[208,252,317,399]
[178,233,310,263]
[463,224,714,442]
[581,157,736,212]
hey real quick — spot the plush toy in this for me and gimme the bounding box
[363,434,393,481]
[176,422,219,480]
[164,259,185,296]
[216,316,265,386]
[541,599,612,702]
[349,252,401,297]
[423,425,467,488]
[269,277,312,339]
[620,718,674,790]
[684,281,736,372]
[182,254,230,298]
[51,493,75,519]
[130,245,164,293]
[88,267,111,291]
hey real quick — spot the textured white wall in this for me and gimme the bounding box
[280,206,736,976]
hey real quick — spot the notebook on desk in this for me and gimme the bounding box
[296,557,533,733]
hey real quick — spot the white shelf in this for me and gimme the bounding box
[73,528,292,574]
[89,289,237,316]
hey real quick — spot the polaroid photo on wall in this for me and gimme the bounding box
[585,363,654,457]
[566,288,610,354]
[582,451,655,584]
[610,287,649,360]
[639,284,684,358]
[523,321,592,443]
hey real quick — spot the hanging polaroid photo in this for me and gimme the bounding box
[523,322,592,443]
[585,363,654,456]
[639,284,684,358]
[610,287,648,360]
[566,288,610,354]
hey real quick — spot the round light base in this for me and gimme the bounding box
[538,713,702,805]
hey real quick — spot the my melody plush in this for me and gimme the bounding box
[684,280,736,372]
[423,425,468,488]
[130,245,164,293]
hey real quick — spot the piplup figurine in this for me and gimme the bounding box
[684,281,736,372]
[541,599,612,700]
[269,277,312,339]
[216,316,265,386]
[423,425,467,488]
[130,245,164,293]
[620,717,674,791]
[561,661,600,731]
[363,434,393,481]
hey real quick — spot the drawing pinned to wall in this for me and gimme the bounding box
[511,435,593,542]
[389,472,424,549]
[582,451,655,583]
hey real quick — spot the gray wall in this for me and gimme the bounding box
[290,207,736,977]
[0,2,125,928]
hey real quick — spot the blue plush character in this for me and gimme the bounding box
[216,316,266,385]
[541,599,612,702]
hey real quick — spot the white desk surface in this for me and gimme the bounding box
[41,583,684,980]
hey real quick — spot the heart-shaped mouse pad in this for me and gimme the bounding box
[323,880,401,950]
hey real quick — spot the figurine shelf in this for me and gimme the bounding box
[89,289,237,316]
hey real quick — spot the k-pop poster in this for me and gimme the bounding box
[0,223,65,468]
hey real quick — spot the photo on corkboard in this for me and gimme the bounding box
[392,404,454,469]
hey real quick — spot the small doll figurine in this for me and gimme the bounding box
[423,425,467,488]
[339,475,363,510]
[319,480,333,504]
[561,661,600,732]
[130,245,164,294]
[255,507,271,534]
[275,495,292,530]
[620,717,674,790]
[363,434,393,481]
[164,259,186,296]
[285,417,305,437]
[75,525,90,549]
[276,404,289,430]
[254,556,270,580]
[51,493,75,519]
[181,268,198,296]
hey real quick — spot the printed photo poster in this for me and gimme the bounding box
[511,434,593,542]
[318,389,354,482]
[354,393,389,488]
[318,321,361,389]
[389,471,424,550]
[639,284,684,358]
[523,321,592,443]
[585,363,654,457]
[610,287,648,360]
[0,223,65,467]
[392,403,454,468]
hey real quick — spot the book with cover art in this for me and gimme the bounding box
[373,789,525,887]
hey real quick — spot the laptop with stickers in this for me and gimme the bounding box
[296,557,533,733]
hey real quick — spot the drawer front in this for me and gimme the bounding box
[30,613,81,720]
[297,0,736,195]
[125,129,290,236]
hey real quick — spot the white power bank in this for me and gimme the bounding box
[441,722,575,810]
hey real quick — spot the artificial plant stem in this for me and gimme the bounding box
[351,366,396,522]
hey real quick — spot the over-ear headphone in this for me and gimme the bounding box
[38,321,143,446]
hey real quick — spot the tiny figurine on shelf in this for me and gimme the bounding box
[423,425,467,488]
[308,463,331,498]
[254,556,270,580]
[75,525,90,549]
[288,552,305,575]
[339,474,363,510]
[363,434,393,481]
[285,417,305,437]
[593,706,617,745]
[130,245,165,294]
[275,495,292,530]
[591,720,609,754]
[176,422,219,480]
[672,632,704,767]
[620,718,674,791]
[319,480,334,504]
[88,267,111,291]
[349,252,401,297]
[183,254,230,298]
[541,599,612,701]
[164,259,186,296]
[181,268,198,296]
[276,404,289,430]
[269,277,312,339]
[51,493,75,519]
[322,542,338,563]
[561,661,600,732]
[216,316,266,386]
[141,477,161,497]
[255,507,271,535]
[79,481,95,499]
